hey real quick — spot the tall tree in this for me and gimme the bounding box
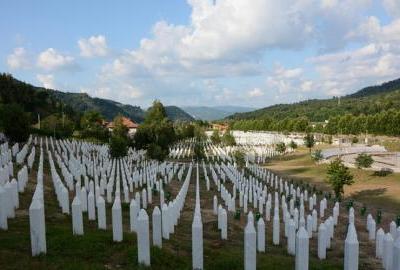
[304,133,315,153]
[326,158,354,199]
[134,101,176,161]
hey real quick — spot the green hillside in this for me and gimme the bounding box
[0,74,194,123]
[0,73,77,122]
[228,78,400,122]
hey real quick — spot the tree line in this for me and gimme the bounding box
[228,109,400,136]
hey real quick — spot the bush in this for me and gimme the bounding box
[210,129,221,144]
[355,153,373,169]
[327,158,354,199]
[373,168,393,177]
[110,135,128,158]
[289,140,298,149]
[233,150,245,168]
[275,142,286,154]
[147,143,168,161]
[311,149,323,162]
[221,130,236,146]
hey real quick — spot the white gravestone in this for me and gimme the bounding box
[137,209,151,266]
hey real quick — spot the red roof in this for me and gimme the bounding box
[107,117,139,129]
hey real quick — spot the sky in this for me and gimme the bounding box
[1,0,400,109]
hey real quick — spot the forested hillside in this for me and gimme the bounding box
[0,74,194,123]
[0,73,78,122]
[228,78,400,136]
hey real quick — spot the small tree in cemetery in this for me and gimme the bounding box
[289,140,297,150]
[355,153,373,169]
[110,135,128,158]
[326,158,354,199]
[193,141,205,161]
[210,129,221,144]
[110,115,129,158]
[233,150,246,168]
[221,130,236,146]
[311,149,323,162]
[275,142,286,155]
[134,100,177,161]
[304,133,315,153]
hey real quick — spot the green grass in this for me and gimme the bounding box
[266,146,400,218]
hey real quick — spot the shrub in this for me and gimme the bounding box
[355,153,373,169]
[110,135,128,158]
[312,149,323,162]
[327,158,354,199]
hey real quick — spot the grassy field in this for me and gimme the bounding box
[266,146,400,219]
[0,149,385,269]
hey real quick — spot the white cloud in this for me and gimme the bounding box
[102,0,373,82]
[383,0,400,18]
[248,87,264,97]
[78,35,108,57]
[7,47,30,69]
[37,48,74,70]
[37,74,55,89]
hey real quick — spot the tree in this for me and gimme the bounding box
[355,153,374,169]
[193,141,205,161]
[326,158,354,199]
[289,140,298,150]
[275,142,286,154]
[144,100,167,124]
[210,129,221,144]
[109,115,129,158]
[109,135,128,158]
[312,149,323,162]
[221,130,236,146]
[304,133,315,153]
[41,114,74,138]
[134,101,176,161]
[0,103,30,142]
[80,110,109,142]
[233,150,246,168]
[112,115,129,138]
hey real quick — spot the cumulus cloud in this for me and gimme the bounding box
[78,35,108,57]
[248,88,264,98]
[102,0,373,82]
[383,0,400,18]
[37,74,55,89]
[37,48,74,70]
[7,47,30,69]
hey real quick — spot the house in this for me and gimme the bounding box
[212,123,229,133]
[106,117,139,137]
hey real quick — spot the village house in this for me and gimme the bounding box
[106,117,139,137]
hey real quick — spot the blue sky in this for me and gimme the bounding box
[1,0,400,108]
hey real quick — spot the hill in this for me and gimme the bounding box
[0,73,77,122]
[0,74,194,123]
[164,106,195,122]
[182,106,255,120]
[228,77,400,122]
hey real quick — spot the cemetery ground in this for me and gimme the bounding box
[266,146,400,218]
[0,149,386,269]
